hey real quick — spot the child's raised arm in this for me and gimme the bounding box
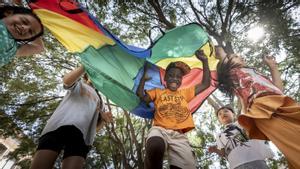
[263,55,284,92]
[195,50,211,95]
[63,65,85,88]
[136,64,152,104]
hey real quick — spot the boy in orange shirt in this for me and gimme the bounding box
[137,50,211,169]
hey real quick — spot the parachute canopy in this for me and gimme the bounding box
[29,0,218,118]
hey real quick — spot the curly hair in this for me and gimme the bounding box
[0,5,44,42]
[217,56,243,100]
[165,61,191,75]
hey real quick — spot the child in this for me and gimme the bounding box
[0,5,44,67]
[137,50,211,169]
[216,48,300,169]
[208,105,274,169]
[30,65,113,169]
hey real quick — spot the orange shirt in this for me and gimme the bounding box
[146,87,195,132]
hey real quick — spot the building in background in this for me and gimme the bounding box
[0,138,20,169]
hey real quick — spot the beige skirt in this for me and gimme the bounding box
[238,95,300,169]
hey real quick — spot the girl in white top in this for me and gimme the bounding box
[30,65,112,169]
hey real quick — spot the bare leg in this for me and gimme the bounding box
[30,150,59,169]
[62,156,86,169]
[144,136,165,169]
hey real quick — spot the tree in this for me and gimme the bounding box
[1,0,299,168]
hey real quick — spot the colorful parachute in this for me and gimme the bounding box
[29,0,218,118]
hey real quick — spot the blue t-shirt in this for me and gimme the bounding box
[0,20,18,67]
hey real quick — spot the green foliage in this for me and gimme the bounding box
[1,0,299,168]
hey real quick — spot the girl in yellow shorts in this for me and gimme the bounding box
[216,50,300,169]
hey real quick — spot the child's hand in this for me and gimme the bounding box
[195,50,208,62]
[143,74,152,81]
[101,111,113,123]
[263,55,278,69]
[215,46,227,60]
[142,63,152,81]
[143,62,152,72]
[208,145,218,153]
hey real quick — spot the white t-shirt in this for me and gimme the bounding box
[216,122,274,169]
[42,81,102,145]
